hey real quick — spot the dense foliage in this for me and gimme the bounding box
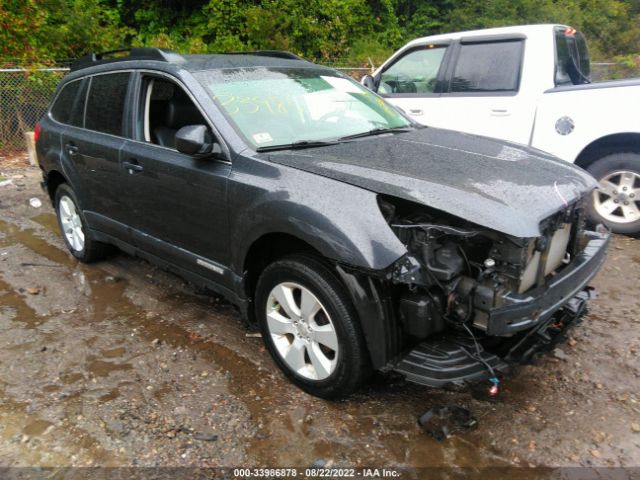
[1,0,638,65]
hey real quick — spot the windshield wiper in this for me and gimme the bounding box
[339,126,414,141]
[255,140,338,152]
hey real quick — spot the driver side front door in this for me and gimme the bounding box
[121,72,233,286]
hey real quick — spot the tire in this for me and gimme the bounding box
[54,183,109,262]
[586,152,640,235]
[255,254,371,399]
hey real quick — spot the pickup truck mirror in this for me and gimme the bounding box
[175,125,214,156]
[360,74,376,91]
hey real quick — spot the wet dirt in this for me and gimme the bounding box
[0,166,639,470]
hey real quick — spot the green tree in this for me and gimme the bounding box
[442,0,639,58]
[0,0,128,64]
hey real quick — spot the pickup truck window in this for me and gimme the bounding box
[554,29,591,86]
[379,46,447,95]
[450,40,523,93]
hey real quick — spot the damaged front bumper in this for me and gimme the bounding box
[389,229,609,388]
[484,230,609,336]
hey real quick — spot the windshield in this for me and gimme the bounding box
[194,67,411,149]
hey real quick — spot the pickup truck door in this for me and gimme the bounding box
[381,37,537,146]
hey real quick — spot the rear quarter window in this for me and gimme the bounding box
[85,72,131,136]
[555,29,591,86]
[50,79,88,127]
[450,40,523,93]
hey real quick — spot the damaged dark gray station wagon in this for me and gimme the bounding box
[36,48,609,398]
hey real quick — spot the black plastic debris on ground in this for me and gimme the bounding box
[418,405,477,442]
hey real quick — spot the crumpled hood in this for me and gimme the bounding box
[264,127,598,238]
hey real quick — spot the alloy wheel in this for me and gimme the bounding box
[593,170,640,224]
[265,282,339,380]
[58,195,85,252]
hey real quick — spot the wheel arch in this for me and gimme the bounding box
[574,132,640,170]
[242,232,323,305]
[241,231,400,369]
[45,169,68,201]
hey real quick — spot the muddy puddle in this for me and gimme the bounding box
[1,168,639,470]
[0,208,511,469]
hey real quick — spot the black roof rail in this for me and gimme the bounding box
[70,48,186,72]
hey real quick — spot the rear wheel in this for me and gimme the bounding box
[586,153,640,235]
[255,254,371,398]
[54,183,109,262]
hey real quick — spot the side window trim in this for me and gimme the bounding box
[375,42,451,98]
[129,70,232,163]
[143,78,154,142]
[441,38,525,97]
[81,76,91,129]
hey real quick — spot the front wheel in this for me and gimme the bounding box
[586,152,640,235]
[255,254,371,399]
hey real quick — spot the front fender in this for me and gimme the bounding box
[228,155,407,274]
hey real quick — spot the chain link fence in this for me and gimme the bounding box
[591,62,640,82]
[0,60,637,155]
[0,66,68,152]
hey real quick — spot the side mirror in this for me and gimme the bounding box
[360,74,376,91]
[175,125,215,156]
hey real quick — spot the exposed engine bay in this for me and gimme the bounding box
[378,195,589,341]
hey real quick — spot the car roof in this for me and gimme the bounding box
[68,48,320,75]
[402,24,568,46]
[404,24,569,47]
[180,53,318,72]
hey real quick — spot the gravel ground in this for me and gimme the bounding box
[0,165,639,473]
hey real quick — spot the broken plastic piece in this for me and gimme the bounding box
[488,376,500,397]
[418,405,477,441]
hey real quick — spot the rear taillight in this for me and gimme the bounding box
[34,122,41,142]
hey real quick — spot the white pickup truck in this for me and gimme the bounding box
[363,24,640,234]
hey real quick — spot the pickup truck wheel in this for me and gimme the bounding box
[255,254,371,399]
[586,153,640,235]
[54,184,109,262]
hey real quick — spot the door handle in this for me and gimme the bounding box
[409,108,423,116]
[122,160,144,174]
[490,108,511,117]
[65,143,79,156]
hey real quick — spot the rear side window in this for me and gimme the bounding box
[85,73,130,136]
[555,29,591,86]
[50,79,87,127]
[450,40,523,93]
[379,46,447,95]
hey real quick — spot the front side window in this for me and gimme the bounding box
[85,72,130,136]
[137,76,210,149]
[195,68,410,149]
[450,40,523,93]
[379,46,447,95]
[50,79,87,127]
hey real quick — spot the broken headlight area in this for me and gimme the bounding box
[378,195,596,340]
